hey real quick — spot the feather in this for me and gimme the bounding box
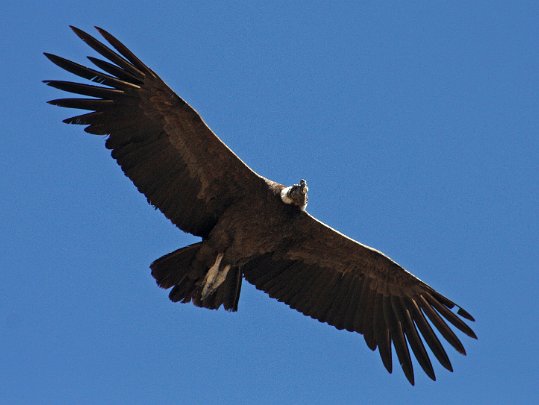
[62,111,103,125]
[424,292,477,338]
[375,294,392,373]
[70,26,144,79]
[398,297,435,380]
[47,98,114,110]
[95,26,154,75]
[388,296,414,385]
[418,295,466,355]
[409,298,453,371]
[43,53,139,91]
[87,56,142,83]
[44,80,125,99]
[341,275,364,332]
[352,277,372,333]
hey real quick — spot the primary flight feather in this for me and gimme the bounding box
[44,26,477,385]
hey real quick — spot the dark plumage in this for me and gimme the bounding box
[44,26,477,385]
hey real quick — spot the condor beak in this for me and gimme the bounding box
[299,179,308,194]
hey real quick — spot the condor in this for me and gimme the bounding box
[44,26,477,385]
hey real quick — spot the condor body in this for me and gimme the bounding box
[44,26,477,385]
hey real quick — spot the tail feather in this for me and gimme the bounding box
[150,243,242,312]
[194,267,242,311]
[151,243,201,289]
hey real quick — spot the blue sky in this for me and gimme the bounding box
[1,1,538,404]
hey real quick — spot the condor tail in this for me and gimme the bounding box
[150,243,242,311]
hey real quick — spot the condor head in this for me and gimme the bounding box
[280,179,308,210]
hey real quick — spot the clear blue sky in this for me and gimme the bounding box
[1,1,537,404]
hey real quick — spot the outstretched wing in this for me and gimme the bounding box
[243,212,477,385]
[44,26,266,237]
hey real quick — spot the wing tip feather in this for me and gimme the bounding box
[457,307,476,323]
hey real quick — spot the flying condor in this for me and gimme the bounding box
[44,26,477,385]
